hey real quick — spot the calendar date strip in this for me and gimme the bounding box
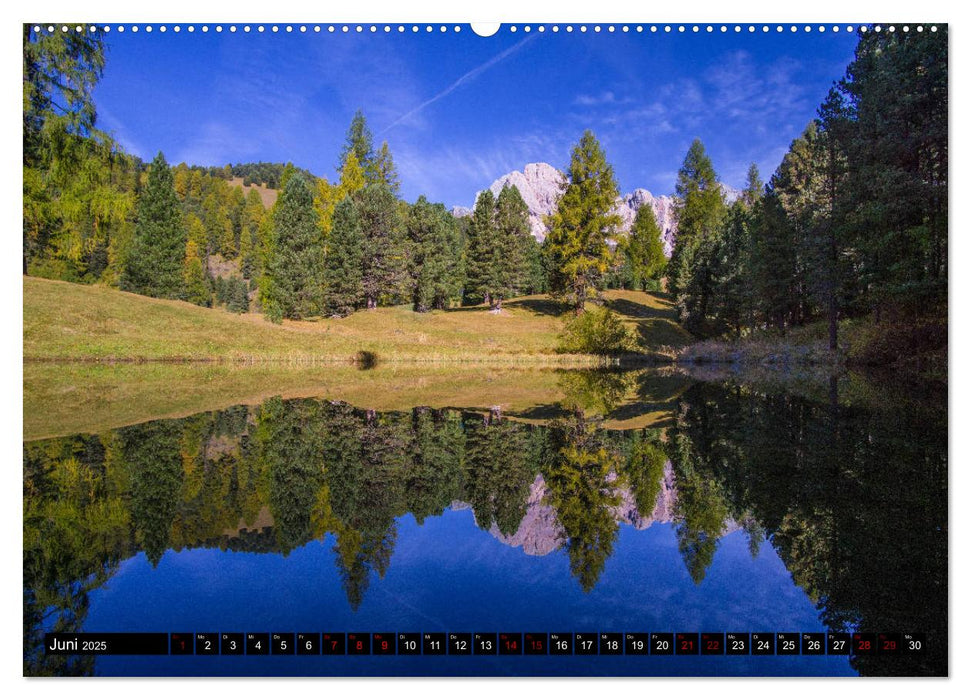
[45,632,926,656]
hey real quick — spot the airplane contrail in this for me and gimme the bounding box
[379,34,538,134]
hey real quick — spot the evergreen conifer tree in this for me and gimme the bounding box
[669,139,726,331]
[226,275,250,313]
[373,141,400,195]
[357,184,408,308]
[408,196,460,312]
[323,197,365,317]
[122,152,187,299]
[623,205,666,291]
[545,130,622,312]
[264,175,326,319]
[493,184,532,305]
[339,110,376,181]
[278,162,297,192]
[464,190,497,306]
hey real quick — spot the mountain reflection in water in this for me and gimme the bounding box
[23,370,946,677]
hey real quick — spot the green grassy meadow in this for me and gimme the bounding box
[23,276,691,364]
[22,277,695,439]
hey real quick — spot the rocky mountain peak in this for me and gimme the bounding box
[461,162,679,256]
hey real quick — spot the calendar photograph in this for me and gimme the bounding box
[22,20,947,677]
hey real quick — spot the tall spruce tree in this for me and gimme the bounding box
[545,130,622,313]
[264,175,326,319]
[357,184,408,308]
[373,141,401,195]
[623,204,666,291]
[814,92,851,349]
[525,236,549,294]
[493,184,533,306]
[122,152,187,299]
[709,164,762,336]
[340,110,377,181]
[322,197,364,317]
[669,139,726,331]
[408,196,461,312]
[464,189,497,306]
[749,187,799,330]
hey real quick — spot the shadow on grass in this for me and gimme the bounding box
[636,319,694,350]
[502,297,572,317]
[606,296,678,321]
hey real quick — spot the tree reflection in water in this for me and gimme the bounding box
[23,370,946,676]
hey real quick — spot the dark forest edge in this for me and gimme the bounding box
[668,27,946,379]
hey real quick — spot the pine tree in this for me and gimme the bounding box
[462,185,533,308]
[708,164,762,336]
[525,236,549,294]
[623,204,666,291]
[256,210,275,281]
[669,139,726,331]
[545,130,622,313]
[122,152,187,299]
[749,188,798,330]
[741,162,763,209]
[464,189,497,306]
[815,88,852,349]
[226,275,250,313]
[322,197,364,317]
[373,141,400,195]
[711,202,749,336]
[357,184,408,308]
[263,175,326,319]
[340,110,376,181]
[493,184,532,305]
[408,196,461,312]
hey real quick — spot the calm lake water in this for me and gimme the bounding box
[23,369,947,676]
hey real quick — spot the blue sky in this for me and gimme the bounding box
[94,26,858,207]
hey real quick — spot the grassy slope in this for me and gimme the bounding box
[23,277,691,363]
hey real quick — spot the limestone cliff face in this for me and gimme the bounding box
[613,188,679,257]
[456,163,744,257]
[458,163,678,256]
[486,163,566,245]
